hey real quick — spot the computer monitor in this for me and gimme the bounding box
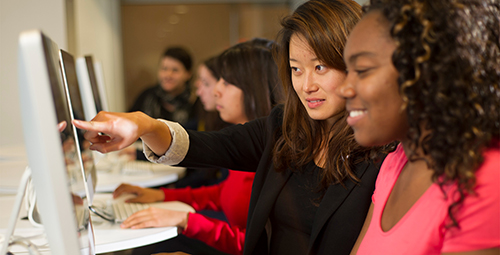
[75,55,108,121]
[92,60,109,112]
[17,30,95,255]
[59,49,98,205]
[75,55,108,163]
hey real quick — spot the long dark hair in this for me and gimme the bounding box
[218,38,284,120]
[365,0,500,227]
[273,0,376,192]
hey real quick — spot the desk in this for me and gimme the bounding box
[95,163,185,193]
[0,144,186,194]
[0,144,188,254]
[0,194,195,254]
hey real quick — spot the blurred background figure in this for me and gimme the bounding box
[173,56,231,189]
[195,56,230,132]
[130,46,200,131]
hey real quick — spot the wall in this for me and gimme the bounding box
[0,0,66,147]
[121,3,290,109]
[71,0,125,112]
[0,0,368,147]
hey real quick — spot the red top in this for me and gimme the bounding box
[161,170,255,255]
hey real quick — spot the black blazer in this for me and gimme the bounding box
[180,106,382,255]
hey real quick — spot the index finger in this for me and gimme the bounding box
[73,119,111,134]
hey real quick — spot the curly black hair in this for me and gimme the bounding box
[365,0,500,227]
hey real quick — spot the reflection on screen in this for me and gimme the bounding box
[43,38,91,253]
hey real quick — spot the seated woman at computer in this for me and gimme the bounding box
[111,38,283,255]
[130,46,199,131]
[73,0,387,254]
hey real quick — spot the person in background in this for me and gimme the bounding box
[337,0,500,254]
[130,46,199,131]
[194,56,230,132]
[113,38,284,255]
[169,56,231,189]
[73,0,387,254]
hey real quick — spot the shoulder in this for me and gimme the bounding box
[267,104,284,129]
[473,146,500,197]
[441,146,500,251]
[468,146,500,200]
[478,146,500,175]
[133,85,160,102]
[373,144,406,188]
[140,85,160,95]
[269,104,284,120]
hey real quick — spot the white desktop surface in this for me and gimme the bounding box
[96,165,185,193]
[0,144,188,254]
[0,193,195,254]
[0,144,186,194]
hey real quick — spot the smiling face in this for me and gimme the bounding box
[157,56,191,96]
[195,64,218,111]
[214,78,248,125]
[338,11,408,147]
[289,34,347,127]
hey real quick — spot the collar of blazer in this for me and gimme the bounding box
[307,161,371,253]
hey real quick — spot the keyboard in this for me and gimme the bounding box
[111,202,150,223]
[89,194,196,224]
[120,160,176,175]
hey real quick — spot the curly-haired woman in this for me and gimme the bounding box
[338,0,500,254]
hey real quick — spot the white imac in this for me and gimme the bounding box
[59,49,98,205]
[75,55,108,121]
[93,61,109,112]
[75,55,108,163]
[16,30,95,255]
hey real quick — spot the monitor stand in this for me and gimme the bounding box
[0,166,42,255]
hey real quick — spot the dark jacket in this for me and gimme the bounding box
[130,84,200,131]
[179,106,382,255]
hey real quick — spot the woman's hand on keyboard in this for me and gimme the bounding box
[120,207,189,230]
[113,183,165,203]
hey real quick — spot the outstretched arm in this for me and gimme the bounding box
[72,111,172,156]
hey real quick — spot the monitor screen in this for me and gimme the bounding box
[18,30,94,255]
[59,50,98,205]
[85,56,104,114]
[93,61,109,112]
[76,55,106,121]
[75,55,107,163]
